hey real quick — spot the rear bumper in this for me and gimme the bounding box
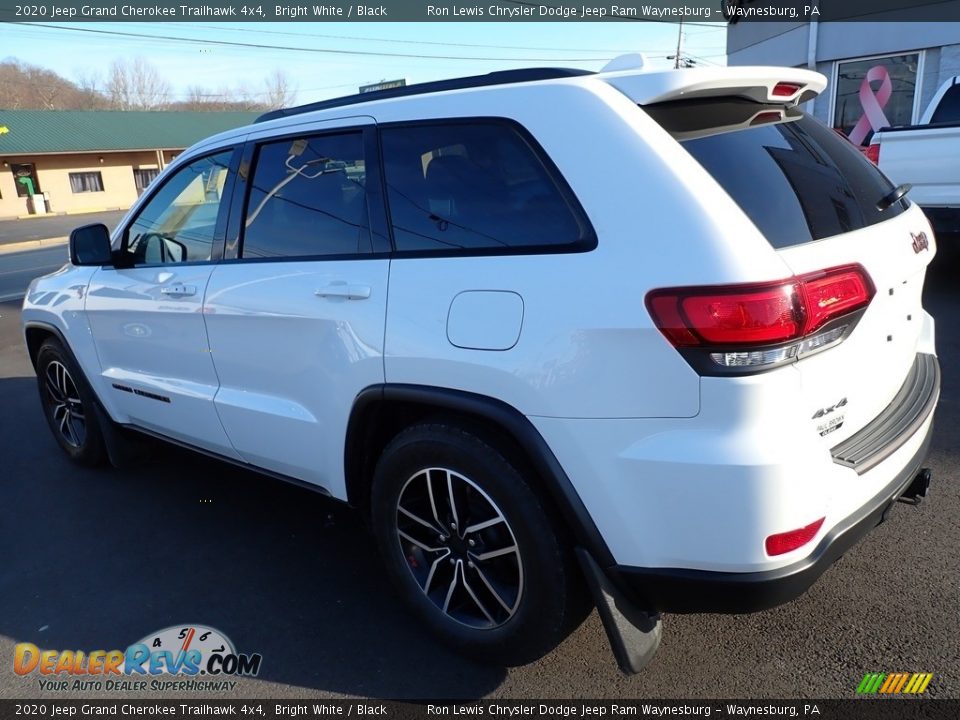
[609,417,934,614]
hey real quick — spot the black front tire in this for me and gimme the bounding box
[35,338,106,466]
[371,423,584,666]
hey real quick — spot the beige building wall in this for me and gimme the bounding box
[0,150,173,219]
[0,169,19,218]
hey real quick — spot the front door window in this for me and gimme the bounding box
[122,151,232,265]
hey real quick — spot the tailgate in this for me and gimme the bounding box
[644,95,936,450]
[777,207,934,449]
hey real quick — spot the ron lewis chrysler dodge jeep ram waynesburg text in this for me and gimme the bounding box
[22,59,940,673]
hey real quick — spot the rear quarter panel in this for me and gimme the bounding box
[375,78,794,419]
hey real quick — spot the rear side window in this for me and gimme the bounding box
[242,132,370,259]
[645,99,906,249]
[379,121,594,253]
[930,83,960,124]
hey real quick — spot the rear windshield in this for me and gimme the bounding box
[930,82,960,124]
[644,98,908,248]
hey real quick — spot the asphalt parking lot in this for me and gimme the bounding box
[0,246,957,701]
[0,210,127,246]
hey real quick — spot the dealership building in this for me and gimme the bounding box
[0,110,258,219]
[727,14,960,144]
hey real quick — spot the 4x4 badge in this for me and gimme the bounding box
[911,231,930,253]
[812,397,847,420]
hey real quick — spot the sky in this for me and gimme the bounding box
[2,21,727,105]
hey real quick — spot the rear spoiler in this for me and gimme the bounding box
[600,66,827,107]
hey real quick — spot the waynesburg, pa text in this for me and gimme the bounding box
[14,1,823,20]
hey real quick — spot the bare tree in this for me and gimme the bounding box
[0,58,108,109]
[106,57,171,110]
[262,70,297,110]
[74,69,110,109]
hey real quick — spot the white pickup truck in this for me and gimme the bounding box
[871,77,960,233]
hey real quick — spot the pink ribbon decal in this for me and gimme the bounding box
[848,65,893,146]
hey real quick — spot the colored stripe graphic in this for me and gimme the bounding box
[857,672,933,694]
[893,673,910,693]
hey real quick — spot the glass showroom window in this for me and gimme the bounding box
[833,53,920,146]
[69,171,105,193]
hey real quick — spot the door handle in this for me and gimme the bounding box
[315,283,371,300]
[160,284,197,297]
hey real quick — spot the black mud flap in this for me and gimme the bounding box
[93,403,153,469]
[576,547,662,675]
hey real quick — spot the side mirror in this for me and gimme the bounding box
[69,224,113,266]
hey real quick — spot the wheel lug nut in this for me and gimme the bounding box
[467,561,475,568]
[467,539,476,547]
[450,522,457,530]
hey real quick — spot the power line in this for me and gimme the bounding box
[0,73,358,99]
[5,22,633,62]
[180,22,661,54]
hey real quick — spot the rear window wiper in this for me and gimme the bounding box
[877,183,912,213]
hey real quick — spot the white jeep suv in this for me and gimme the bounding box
[22,63,940,672]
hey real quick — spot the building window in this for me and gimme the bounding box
[133,168,160,195]
[834,53,920,146]
[69,172,104,193]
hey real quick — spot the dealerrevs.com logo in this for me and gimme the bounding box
[14,625,263,692]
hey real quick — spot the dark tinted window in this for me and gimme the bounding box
[930,83,960,124]
[242,133,369,259]
[380,121,592,253]
[645,99,907,249]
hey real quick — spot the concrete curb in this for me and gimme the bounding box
[0,236,69,256]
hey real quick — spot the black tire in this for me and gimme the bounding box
[35,337,106,466]
[371,423,584,666]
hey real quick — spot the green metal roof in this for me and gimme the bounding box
[0,110,259,155]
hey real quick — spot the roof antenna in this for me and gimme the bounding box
[601,54,648,73]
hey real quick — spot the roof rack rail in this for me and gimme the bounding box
[254,67,594,124]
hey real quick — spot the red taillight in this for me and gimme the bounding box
[800,268,874,335]
[676,283,800,345]
[771,82,802,98]
[864,143,880,165]
[646,265,874,364]
[765,517,825,556]
[751,110,784,126]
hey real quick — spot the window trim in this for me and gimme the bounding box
[116,146,242,269]
[376,116,597,259]
[226,125,387,264]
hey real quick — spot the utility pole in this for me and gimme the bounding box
[674,20,684,69]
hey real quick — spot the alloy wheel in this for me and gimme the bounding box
[395,467,523,629]
[44,360,87,448]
